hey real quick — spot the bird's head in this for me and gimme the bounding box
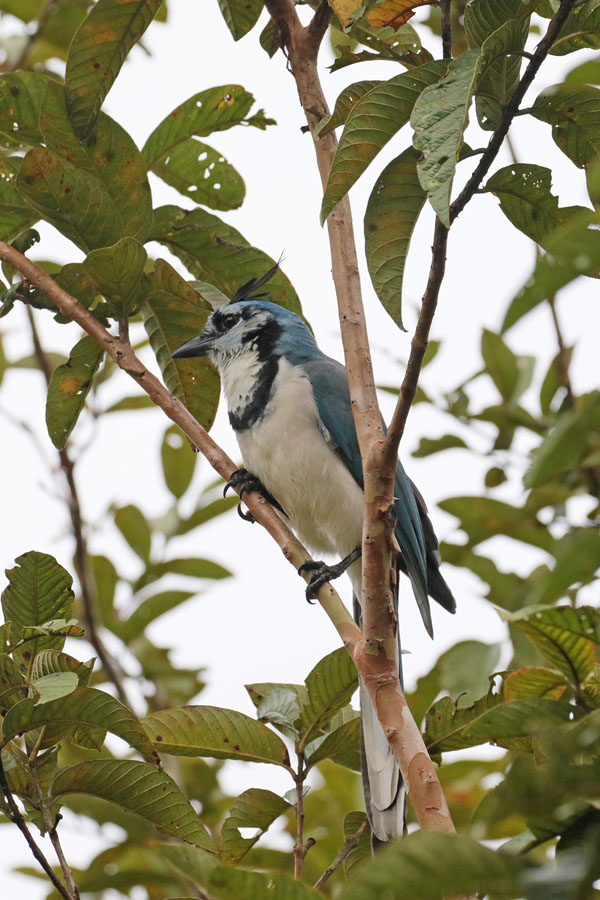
[172,268,319,368]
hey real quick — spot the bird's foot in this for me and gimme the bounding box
[298,546,362,603]
[223,467,285,523]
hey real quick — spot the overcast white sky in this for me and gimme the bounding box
[1,3,599,894]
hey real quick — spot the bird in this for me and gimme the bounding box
[173,267,456,843]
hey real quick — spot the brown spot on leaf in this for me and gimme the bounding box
[155,734,163,741]
[233,744,240,751]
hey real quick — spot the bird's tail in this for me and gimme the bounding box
[353,593,405,844]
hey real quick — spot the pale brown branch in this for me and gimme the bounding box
[25,306,132,709]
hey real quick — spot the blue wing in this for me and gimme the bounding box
[301,357,433,634]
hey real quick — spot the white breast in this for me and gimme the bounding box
[235,358,364,566]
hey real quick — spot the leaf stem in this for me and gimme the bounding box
[440,0,452,59]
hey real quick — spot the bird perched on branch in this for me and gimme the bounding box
[173,267,455,843]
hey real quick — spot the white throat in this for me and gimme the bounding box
[214,348,264,417]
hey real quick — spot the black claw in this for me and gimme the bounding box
[298,547,362,603]
[237,503,256,524]
[223,467,285,523]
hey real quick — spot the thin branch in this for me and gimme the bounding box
[293,754,315,879]
[25,307,132,708]
[547,297,575,409]
[440,0,452,60]
[0,755,74,900]
[12,0,58,70]
[450,0,578,222]
[313,818,367,890]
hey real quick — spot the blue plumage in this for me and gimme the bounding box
[173,290,455,841]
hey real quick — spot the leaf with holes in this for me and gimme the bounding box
[502,605,600,687]
[321,59,448,223]
[0,156,37,240]
[2,552,73,664]
[151,206,301,314]
[65,0,163,140]
[530,83,600,169]
[51,759,215,851]
[141,706,291,766]
[364,146,426,331]
[142,85,267,167]
[0,71,46,147]
[2,686,159,761]
[142,258,219,431]
[484,164,591,247]
[45,335,104,449]
[161,424,197,499]
[150,139,245,211]
[216,0,263,40]
[221,788,291,863]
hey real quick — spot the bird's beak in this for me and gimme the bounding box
[172,332,214,359]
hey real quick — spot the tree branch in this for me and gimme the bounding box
[450,0,578,222]
[25,307,132,709]
[313,818,367,890]
[0,755,74,900]
[440,0,452,60]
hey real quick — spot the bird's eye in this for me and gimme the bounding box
[221,314,237,329]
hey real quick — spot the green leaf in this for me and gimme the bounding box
[82,237,147,317]
[1,551,73,663]
[321,60,449,223]
[65,0,163,140]
[305,716,361,770]
[412,21,527,223]
[32,671,79,704]
[221,789,291,863]
[314,80,382,138]
[530,83,600,169]
[484,164,591,247]
[551,0,600,55]
[0,653,27,710]
[464,0,535,130]
[540,346,573,414]
[141,706,291,766]
[0,71,46,147]
[481,328,522,401]
[341,830,522,900]
[525,392,600,487]
[151,206,301,314]
[51,759,215,851]
[161,424,197,499]
[534,528,600,605]
[139,557,231,587]
[503,666,567,701]
[0,156,38,240]
[343,810,371,875]
[412,433,468,457]
[45,335,103,449]
[208,867,321,900]
[30,649,94,687]
[13,76,152,251]
[118,590,196,641]
[150,139,245,211]
[142,85,263,167]
[364,146,425,331]
[300,647,358,743]
[142,258,219,431]
[424,689,573,754]
[439,496,556,552]
[502,605,600,687]
[2,686,159,762]
[256,687,301,739]
[175,496,239,535]
[114,504,152,561]
[216,0,263,40]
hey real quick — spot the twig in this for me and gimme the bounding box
[25,307,132,708]
[547,297,575,409]
[440,0,452,60]
[450,0,578,222]
[293,753,315,879]
[313,818,367,890]
[0,755,74,900]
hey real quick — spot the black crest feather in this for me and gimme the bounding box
[229,259,282,305]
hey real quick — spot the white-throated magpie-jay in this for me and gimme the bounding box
[173,272,455,842]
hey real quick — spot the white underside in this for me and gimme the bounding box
[222,354,404,840]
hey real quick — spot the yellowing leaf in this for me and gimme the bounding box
[367,0,435,31]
